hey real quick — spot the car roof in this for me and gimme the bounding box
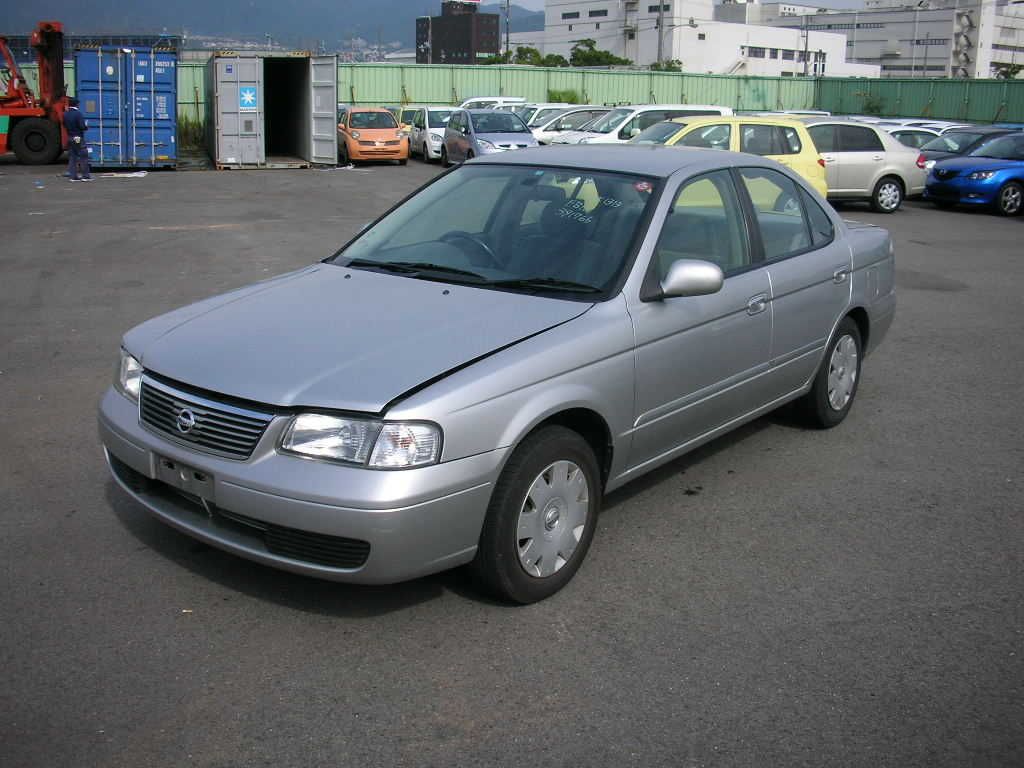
[471,144,779,178]
[350,106,394,113]
[668,114,806,128]
[944,125,1013,134]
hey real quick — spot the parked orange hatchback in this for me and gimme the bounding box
[337,107,409,165]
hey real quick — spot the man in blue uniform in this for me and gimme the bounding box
[63,98,92,182]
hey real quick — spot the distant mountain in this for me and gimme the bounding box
[5,1,545,49]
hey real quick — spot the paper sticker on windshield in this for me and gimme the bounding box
[634,181,653,194]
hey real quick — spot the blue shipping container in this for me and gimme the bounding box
[75,47,177,168]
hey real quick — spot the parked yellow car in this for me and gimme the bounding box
[632,115,828,198]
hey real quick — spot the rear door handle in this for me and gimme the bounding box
[873,154,884,161]
[833,268,851,284]
[746,293,768,315]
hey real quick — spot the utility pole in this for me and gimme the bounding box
[802,15,810,76]
[428,16,433,64]
[657,1,666,66]
[505,0,511,59]
[923,31,930,77]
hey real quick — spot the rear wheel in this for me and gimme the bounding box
[472,426,600,604]
[338,142,349,166]
[870,176,903,213]
[995,181,1023,216]
[10,118,62,165]
[797,317,863,429]
[440,146,450,167]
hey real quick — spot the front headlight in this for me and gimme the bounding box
[430,132,443,144]
[925,160,936,170]
[578,137,592,144]
[116,349,143,402]
[280,414,441,469]
[350,130,361,139]
[968,170,997,180]
[477,139,495,149]
[396,131,405,139]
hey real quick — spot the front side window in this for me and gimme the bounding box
[738,167,811,261]
[677,123,731,150]
[740,124,802,155]
[968,134,1024,160]
[801,188,835,247]
[350,111,398,129]
[653,170,748,278]
[330,165,659,299]
[401,109,418,125]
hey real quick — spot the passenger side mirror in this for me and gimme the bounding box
[629,128,642,138]
[658,259,724,299]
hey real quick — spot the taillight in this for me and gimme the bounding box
[817,156,826,168]
[916,153,926,169]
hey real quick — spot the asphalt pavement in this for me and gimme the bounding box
[1,155,1021,767]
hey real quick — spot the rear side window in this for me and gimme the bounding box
[738,167,811,261]
[800,188,834,247]
[838,125,884,152]
[740,124,802,156]
[808,124,836,153]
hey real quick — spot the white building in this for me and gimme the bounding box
[523,0,877,76]
[718,0,1024,78]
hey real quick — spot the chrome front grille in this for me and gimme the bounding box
[139,378,273,460]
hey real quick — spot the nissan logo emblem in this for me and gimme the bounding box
[176,408,197,434]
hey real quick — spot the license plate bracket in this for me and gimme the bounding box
[155,455,215,503]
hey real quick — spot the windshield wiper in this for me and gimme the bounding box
[487,277,602,294]
[341,259,486,282]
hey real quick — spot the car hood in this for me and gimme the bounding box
[931,156,1024,173]
[477,132,537,146]
[125,265,591,413]
[552,130,596,144]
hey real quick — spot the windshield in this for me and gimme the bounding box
[968,134,1024,160]
[531,107,567,126]
[585,108,633,134]
[328,164,659,299]
[921,132,984,153]
[632,121,686,145]
[470,112,531,134]
[350,111,398,129]
[427,109,454,128]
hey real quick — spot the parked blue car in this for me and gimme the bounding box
[441,109,538,167]
[925,132,1024,216]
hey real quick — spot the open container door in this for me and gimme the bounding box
[309,55,338,165]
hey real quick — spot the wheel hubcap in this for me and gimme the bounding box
[878,183,900,210]
[1002,186,1021,214]
[827,334,859,411]
[516,460,589,579]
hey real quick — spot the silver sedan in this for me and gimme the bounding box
[99,146,895,603]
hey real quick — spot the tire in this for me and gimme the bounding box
[465,150,475,162]
[440,146,450,167]
[10,118,61,165]
[797,317,863,429]
[398,158,408,166]
[422,143,432,163]
[338,142,349,166]
[869,176,903,213]
[994,181,1023,217]
[471,426,601,604]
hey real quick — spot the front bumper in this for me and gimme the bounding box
[924,176,999,206]
[98,387,503,583]
[347,140,409,161]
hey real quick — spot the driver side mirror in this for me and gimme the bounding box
[653,259,724,301]
[630,128,642,138]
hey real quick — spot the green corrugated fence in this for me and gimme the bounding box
[15,61,1024,129]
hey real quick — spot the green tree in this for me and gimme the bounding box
[569,39,631,67]
[651,59,683,72]
[991,62,1024,80]
[480,51,512,65]
[540,54,569,68]
[513,46,543,66]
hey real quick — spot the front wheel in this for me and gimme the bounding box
[422,143,432,163]
[440,146,450,167]
[870,176,903,213]
[10,118,61,165]
[995,181,1023,216]
[472,426,601,604]
[338,142,349,166]
[797,317,863,429]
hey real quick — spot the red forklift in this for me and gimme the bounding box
[0,21,69,164]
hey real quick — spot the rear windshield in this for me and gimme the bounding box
[350,111,398,129]
[921,132,984,153]
[470,112,531,134]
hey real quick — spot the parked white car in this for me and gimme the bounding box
[551,104,734,145]
[532,106,612,145]
[410,106,458,162]
[459,96,526,110]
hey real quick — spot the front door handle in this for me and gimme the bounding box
[746,293,768,315]
[872,154,884,161]
[833,268,851,284]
